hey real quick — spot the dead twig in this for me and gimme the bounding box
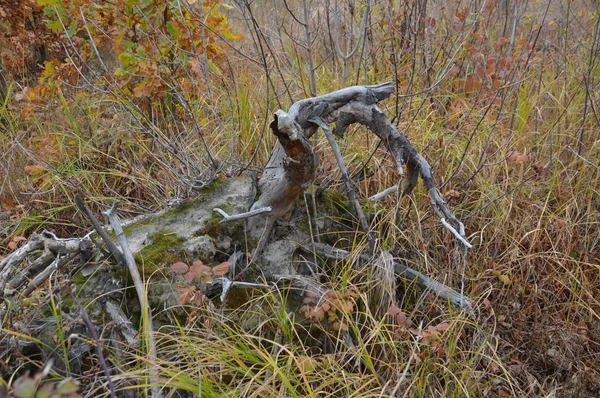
[103,202,160,398]
[75,195,124,265]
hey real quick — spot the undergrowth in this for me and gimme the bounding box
[1,0,599,397]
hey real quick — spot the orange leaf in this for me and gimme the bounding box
[475,66,486,79]
[464,77,482,92]
[448,65,461,78]
[178,291,192,305]
[212,261,232,276]
[20,106,34,118]
[464,43,477,53]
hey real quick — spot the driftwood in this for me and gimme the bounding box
[213,82,473,310]
[0,231,93,298]
[215,82,472,256]
[303,243,473,311]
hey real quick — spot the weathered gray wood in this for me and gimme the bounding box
[304,243,473,312]
[223,81,471,257]
[244,83,397,256]
[104,203,161,398]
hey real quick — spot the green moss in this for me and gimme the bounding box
[194,210,258,249]
[134,230,186,274]
[320,190,351,214]
[194,212,225,238]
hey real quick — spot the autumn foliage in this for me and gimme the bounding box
[1,0,241,103]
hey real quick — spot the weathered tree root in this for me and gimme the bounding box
[303,243,474,313]
[0,230,93,298]
[214,82,473,256]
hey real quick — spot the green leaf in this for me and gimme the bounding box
[46,20,62,31]
[55,379,79,394]
[35,383,54,398]
[12,375,37,398]
[123,40,137,50]
[118,51,137,66]
[166,22,179,38]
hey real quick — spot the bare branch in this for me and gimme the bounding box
[103,203,160,398]
[213,206,272,223]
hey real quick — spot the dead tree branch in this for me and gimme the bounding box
[103,203,160,398]
[214,82,472,255]
[304,243,473,312]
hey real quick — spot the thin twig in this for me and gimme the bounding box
[70,287,117,398]
[567,145,600,171]
[213,206,272,223]
[75,195,124,265]
[310,117,375,252]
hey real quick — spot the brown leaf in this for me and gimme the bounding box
[297,355,319,373]
[443,189,461,200]
[509,151,529,166]
[387,306,402,316]
[449,65,461,78]
[475,66,486,79]
[436,322,450,332]
[178,291,192,305]
[23,164,47,177]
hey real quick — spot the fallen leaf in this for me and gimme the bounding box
[23,164,47,177]
[212,261,232,276]
[171,262,189,274]
[492,270,511,285]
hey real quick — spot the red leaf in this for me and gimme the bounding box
[387,306,402,316]
[212,261,232,276]
[449,65,461,78]
[171,262,189,274]
[185,271,196,284]
[436,322,450,332]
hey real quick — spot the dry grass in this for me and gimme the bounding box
[1,0,599,396]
